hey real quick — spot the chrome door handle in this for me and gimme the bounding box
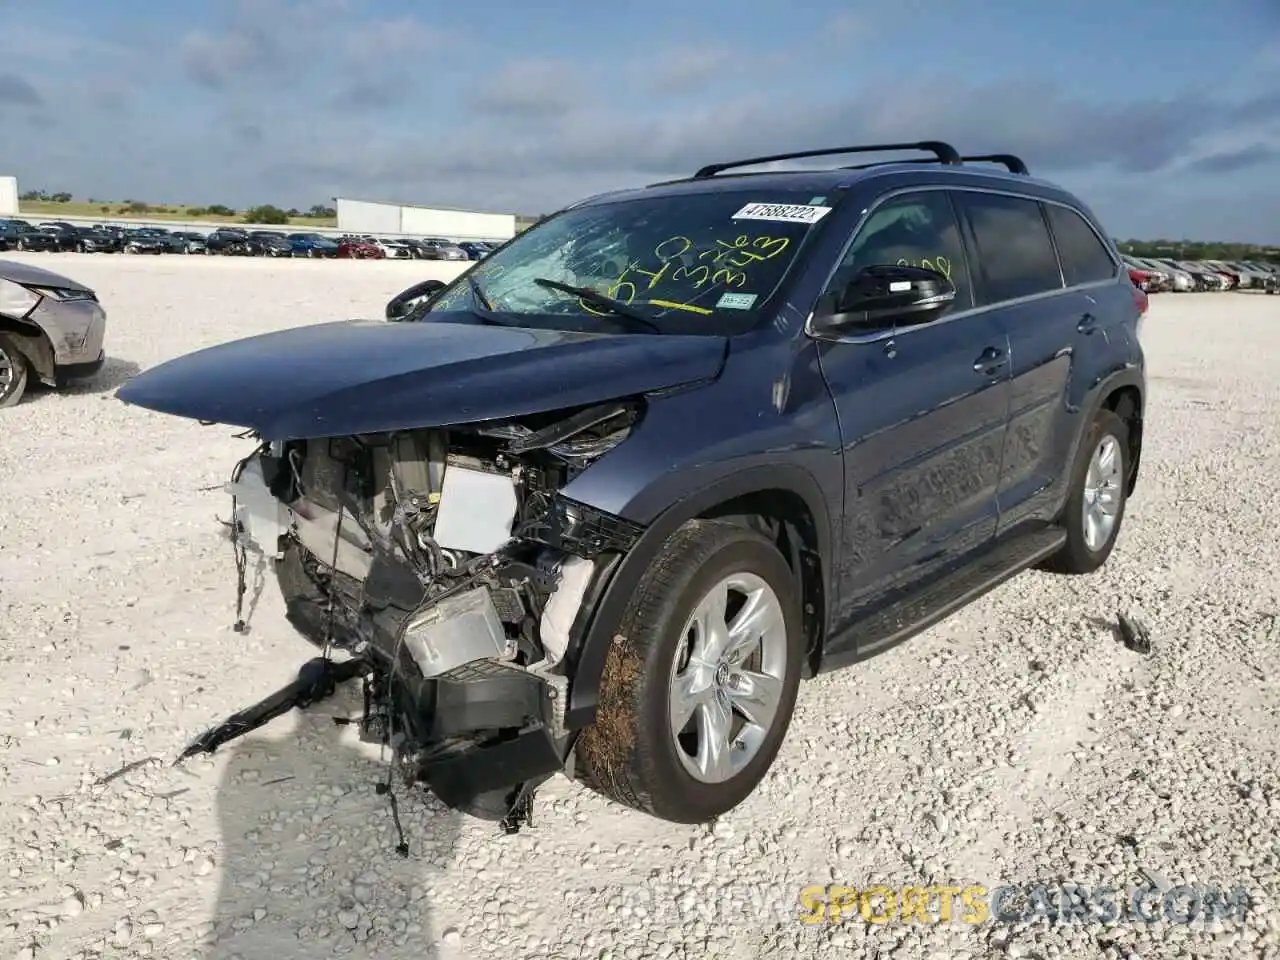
[973,346,1007,372]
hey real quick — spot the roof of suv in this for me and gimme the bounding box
[569,140,1079,210]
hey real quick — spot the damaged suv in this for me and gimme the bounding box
[1,259,109,407]
[116,141,1146,832]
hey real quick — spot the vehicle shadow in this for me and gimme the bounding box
[199,687,462,959]
[23,356,142,401]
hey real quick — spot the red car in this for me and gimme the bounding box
[337,238,384,259]
[1127,267,1154,291]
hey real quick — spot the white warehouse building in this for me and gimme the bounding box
[336,197,516,242]
[0,176,18,216]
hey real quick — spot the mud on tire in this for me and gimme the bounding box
[573,519,804,824]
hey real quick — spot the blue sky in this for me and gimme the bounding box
[2,0,1279,241]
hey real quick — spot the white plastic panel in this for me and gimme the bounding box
[432,465,518,554]
[226,458,286,555]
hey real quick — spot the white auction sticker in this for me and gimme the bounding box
[731,202,832,225]
[716,292,758,310]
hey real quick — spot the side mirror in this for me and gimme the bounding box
[386,279,447,321]
[814,264,956,334]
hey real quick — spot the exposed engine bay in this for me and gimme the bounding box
[181,400,645,837]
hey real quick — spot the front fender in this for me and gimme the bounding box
[562,460,834,730]
[0,319,55,384]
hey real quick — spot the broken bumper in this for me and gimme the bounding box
[178,651,567,831]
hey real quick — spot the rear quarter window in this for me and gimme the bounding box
[1045,204,1117,286]
[956,192,1064,305]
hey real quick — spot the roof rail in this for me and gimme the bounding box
[691,140,962,179]
[961,153,1029,174]
[843,152,1030,175]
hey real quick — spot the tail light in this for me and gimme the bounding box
[1132,283,1148,338]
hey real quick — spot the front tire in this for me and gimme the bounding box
[1041,409,1130,574]
[0,334,30,408]
[574,519,804,823]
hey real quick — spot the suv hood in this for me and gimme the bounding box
[116,319,728,440]
[0,258,93,292]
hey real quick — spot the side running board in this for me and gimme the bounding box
[823,527,1068,669]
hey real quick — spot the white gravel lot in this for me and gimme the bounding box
[1,253,1278,960]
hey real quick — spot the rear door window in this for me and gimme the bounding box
[1045,204,1117,286]
[956,193,1063,305]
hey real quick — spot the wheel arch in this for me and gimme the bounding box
[563,463,833,730]
[1097,373,1144,495]
[0,317,56,384]
[1063,366,1144,494]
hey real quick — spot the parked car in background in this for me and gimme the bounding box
[373,237,415,259]
[1158,259,1217,291]
[80,226,125,254]
[150,230,193,255]
[1131,256,1191,291]
[458,241,493,260]
[1200,260,1241,289]
[11,226,62,252]
[1185,262,1229,290]
[171,231,208,254]
[0,220,38,251]
[247,231,294,258]
[35,224,83,253]
[337,237,384,259]
[1121,255,1160,292]
[122,229,168,255]
[1224,261,1271,289]
[1240,262,1279,293]
[206,229,253,255]
[287,233,340,258]
[1,258,107,407]
[413,237,469,261]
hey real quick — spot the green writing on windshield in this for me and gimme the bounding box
[578,234,791,315]
[429,233,793,319]
[896,255,953,281]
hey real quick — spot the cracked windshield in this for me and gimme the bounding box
[423,190,842,330]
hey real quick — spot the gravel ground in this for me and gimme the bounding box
[1,253,1278,960]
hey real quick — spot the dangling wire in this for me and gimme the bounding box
[227,441,268,633]
[375,746,411,857]
[320,460,348,663]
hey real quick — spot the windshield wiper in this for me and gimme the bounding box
[461,275,526,326]
[469,274,495,311]
[532,278,661,333]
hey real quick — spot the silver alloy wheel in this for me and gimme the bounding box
[0,344,13,391]
[668,572,789,784]
[1082,435,1123,551]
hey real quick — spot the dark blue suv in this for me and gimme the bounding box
[118,141,1146,833]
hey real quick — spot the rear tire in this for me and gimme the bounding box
[1041,409,1130,574]
[0,334,30,408]
[574,519,804,823]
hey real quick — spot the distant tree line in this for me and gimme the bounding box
[17,190,337,223]
[20,189,73,203]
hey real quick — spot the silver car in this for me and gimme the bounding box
[0,259,107,407]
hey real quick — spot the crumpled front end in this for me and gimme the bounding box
[210,400,645,829]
